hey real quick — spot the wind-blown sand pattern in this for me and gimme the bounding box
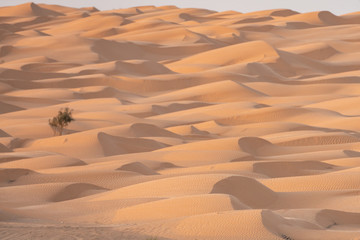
[1,2,360,240]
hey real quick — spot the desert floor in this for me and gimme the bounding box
[0,3,360,240]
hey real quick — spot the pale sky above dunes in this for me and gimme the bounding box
[0,0,359,15]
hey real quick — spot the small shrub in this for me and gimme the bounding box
[281,234,293,240]
[49,107,74,136]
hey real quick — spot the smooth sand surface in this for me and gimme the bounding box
[1,3,360,240]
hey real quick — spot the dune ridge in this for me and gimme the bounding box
[0,2,360,240]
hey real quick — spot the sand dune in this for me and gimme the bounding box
[0,155,86,170]
[167,40,279,73]
[117,161,159,175]
[113,194,246,222]
[262,209,360,240]
[210,176,277,208]
[0,3,360,240]
[0,3,63,17]
[139,80,265,103]
[50,183,107,202]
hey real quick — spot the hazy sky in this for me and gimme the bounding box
[1,0,359,15]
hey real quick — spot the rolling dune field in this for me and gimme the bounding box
[0,3,360,240]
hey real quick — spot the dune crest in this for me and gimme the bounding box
[0,2,64,17]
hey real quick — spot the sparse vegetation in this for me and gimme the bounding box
[49,107,74,136]
[281,234,294,240]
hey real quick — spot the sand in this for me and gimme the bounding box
[0,2,360,240]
